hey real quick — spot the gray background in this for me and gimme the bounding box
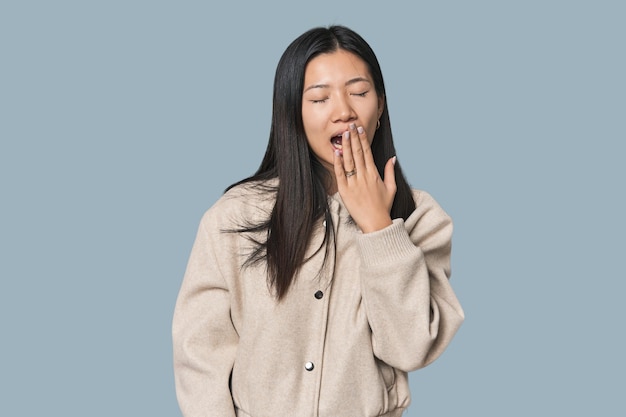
[1,0,624,415]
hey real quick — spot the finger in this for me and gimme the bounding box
[341,129,355,172]
[356,125,376,172]
[383,156,398,192]
[333,148,347,188]
[349,123,366,173]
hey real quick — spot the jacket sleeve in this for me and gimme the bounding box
[172,210,238,417]
[356,190,464,371]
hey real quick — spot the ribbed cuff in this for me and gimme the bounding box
[356,219,419,268]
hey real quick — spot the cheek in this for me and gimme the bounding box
[302,121,317,143]
[360,100,380,124]
[302,110,327,138]
[364,108,379,133]
[302,106,316,125]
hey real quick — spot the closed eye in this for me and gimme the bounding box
[309,96,330,104]
[351,91,369,97]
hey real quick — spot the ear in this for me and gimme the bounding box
[377,94,385,119]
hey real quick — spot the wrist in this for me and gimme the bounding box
[359,215,393,233]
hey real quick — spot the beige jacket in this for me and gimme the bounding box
[172,182,464,417]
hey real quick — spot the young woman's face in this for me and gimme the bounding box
[302,49,384,173]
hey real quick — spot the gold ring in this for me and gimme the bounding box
[345,169,357,178]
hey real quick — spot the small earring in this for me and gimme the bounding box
[376,119,381,130]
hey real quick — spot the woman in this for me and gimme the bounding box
[173,25,464,417]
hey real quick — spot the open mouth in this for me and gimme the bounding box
[331,135,343,151]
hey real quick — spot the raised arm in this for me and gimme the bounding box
[357,190,464,371]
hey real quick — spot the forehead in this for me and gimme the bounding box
[304,49,371,84]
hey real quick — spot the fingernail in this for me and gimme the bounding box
[349,123,356,130]
[335,149,341,156]
[357,126,364,134]
[392,156,397,165]
[343,131,349,139]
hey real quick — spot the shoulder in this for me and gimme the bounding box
[405,189,453,237]
[410,189,447,214]
[200,178,277,230]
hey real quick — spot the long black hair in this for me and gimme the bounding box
[227,25,416,300]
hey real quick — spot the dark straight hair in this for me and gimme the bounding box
[227,25,416,300]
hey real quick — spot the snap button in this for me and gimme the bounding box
[314,290,323,299]
[305,361,314,371]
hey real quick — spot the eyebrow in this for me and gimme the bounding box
[304,77,372,92]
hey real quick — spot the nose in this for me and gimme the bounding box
[332,94,357,122]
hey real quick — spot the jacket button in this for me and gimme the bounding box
[305,362,314,371]
[314,290,324,299]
